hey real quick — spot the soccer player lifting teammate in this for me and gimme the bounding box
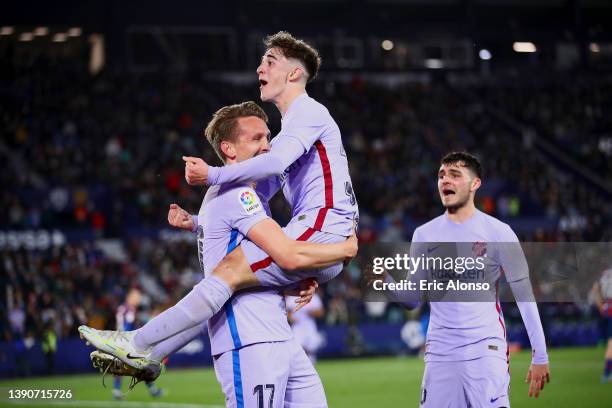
[85,101,353,407]
[80,32,358,379]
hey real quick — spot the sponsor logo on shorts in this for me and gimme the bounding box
[488,345,499,351]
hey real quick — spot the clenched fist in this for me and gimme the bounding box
[183,156,209,185]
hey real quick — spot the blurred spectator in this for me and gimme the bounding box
[41,321,57,375]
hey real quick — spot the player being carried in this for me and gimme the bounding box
[79,31,358,373]
[369,152,550,407]
[91,102,341,406]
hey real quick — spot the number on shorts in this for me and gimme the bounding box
[253,384,275,408]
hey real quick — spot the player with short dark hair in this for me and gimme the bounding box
[374,152,550,406]
[440,151,482,179]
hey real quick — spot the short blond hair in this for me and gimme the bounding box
[204,101,268,163]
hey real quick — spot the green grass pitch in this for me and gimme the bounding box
[1,347,610,407]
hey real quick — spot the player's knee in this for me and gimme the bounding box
[212,248,256,290]
[212,259,240,290]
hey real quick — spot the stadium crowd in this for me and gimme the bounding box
[1,66,611,348]
[474,73,612,177]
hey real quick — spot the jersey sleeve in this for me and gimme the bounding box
[207,136,305,186]
[496,223,529,283]
[510,279,549,364]
[229,186,270,237]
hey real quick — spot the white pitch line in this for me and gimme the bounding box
[2,399,224,408]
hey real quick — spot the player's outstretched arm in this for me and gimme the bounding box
[247,218,357,271]
[185,135,305,186]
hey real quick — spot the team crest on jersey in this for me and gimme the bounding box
[238,189,262,215]
[472,241,487,257]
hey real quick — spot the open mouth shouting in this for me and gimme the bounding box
[442,188,456,197]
